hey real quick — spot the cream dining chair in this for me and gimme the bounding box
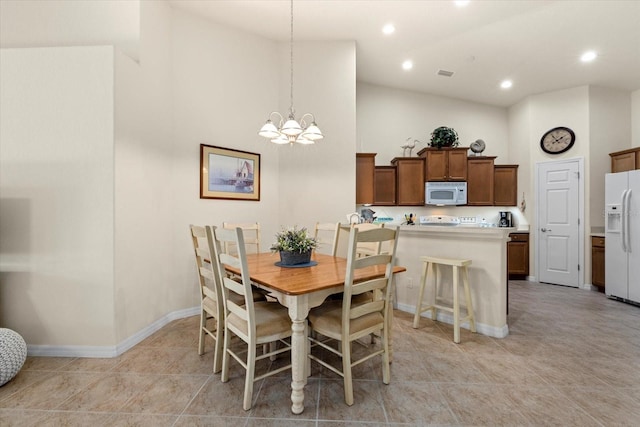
[189,224,224,373]
[313,222,340,256]
[222,222,260,255]
[307,225,399,406]
[209,225,293,411]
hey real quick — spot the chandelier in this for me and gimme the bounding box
[258,0,323,145]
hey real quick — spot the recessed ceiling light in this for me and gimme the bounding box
[402,60,413,71]
[500,80,513,89]
[580,50,598,62]
[454,0,470,7]
[382,24,395,35]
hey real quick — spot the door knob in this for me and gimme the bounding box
[541,228,552,232]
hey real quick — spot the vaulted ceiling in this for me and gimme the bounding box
[168,0,640,107]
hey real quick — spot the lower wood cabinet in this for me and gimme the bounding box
[508,232,529,278]
[591,236,605,290]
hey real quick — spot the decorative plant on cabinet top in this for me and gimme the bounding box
[429,126,459,149]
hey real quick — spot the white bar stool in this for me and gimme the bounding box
[412,256,476,343]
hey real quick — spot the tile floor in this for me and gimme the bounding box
[1,280,640,426]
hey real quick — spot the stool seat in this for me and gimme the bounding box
[419,256,471,267]
[413,256,476,343]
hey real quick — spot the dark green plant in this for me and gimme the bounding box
[429,126,459,149]
[270,226,317,253]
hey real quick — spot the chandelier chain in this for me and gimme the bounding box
[289,0,294,116]
[257,0,323,144]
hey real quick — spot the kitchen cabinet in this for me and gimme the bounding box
[494,165,519,206]
[466,157,496,206]
[356,153,375,205]
[391,157,425,205]
[374,166,397,205]
[610,147,640,173]
[508,232,529,279]
[418,147,468,181]
[591,236,605,290]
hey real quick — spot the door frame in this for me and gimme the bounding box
[534,157,585,288]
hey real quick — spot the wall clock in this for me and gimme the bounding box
[540,126,575,154]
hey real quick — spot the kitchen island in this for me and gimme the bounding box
[393,225,512,338]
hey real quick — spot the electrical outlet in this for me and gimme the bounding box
[407,278,413,288]
[459,216,477,224]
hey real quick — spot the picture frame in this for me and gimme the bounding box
[200,144,261,201]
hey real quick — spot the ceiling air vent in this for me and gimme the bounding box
[437,69,454,77]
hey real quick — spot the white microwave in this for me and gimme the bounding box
[425,182,467,206]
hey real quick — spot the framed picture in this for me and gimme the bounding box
[200,144,260,201]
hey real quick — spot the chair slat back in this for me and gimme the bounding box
[342,226,399,334]
[314,222,340,256]
[190,224,224,318]
[222,222,260,255]
[209,225,256,338]
[338,223,387,258]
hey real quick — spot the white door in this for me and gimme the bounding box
[537,160,581,287]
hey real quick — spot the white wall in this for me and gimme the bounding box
[633,89,640,148]
[0,0,140,60]
[0,46,116,347]
[356,82,510,164]
[113,1,175,343]
[168,7,282,320]
[277,42,357,230]
[589,86,631,228]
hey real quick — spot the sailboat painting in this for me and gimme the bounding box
[200,144,261,201]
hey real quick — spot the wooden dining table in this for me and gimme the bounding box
[225,251,405,414]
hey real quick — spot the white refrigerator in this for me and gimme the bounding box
[605,169,640,303]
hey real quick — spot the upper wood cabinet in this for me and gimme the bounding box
[418,147,468,181]
[374,166,397,206]
[356,153,375,205]
[466,157,496,206]
[610,147,640,173]
[494,165,519,206]
[391,157,425,205]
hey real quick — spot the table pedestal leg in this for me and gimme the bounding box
[285,295,310,415]
[290,319,306,414]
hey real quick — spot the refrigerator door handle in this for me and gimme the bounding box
[622,189,629,252]
[625,189,632,253]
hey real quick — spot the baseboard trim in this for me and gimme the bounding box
[395,302,509,338]
[27,306,200,358]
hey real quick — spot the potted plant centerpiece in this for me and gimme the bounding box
[429,126,459,149]
[271,226,318,266]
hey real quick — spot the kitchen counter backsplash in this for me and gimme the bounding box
[358,205,530,231]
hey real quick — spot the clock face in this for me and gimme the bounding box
[541,127,575,154]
